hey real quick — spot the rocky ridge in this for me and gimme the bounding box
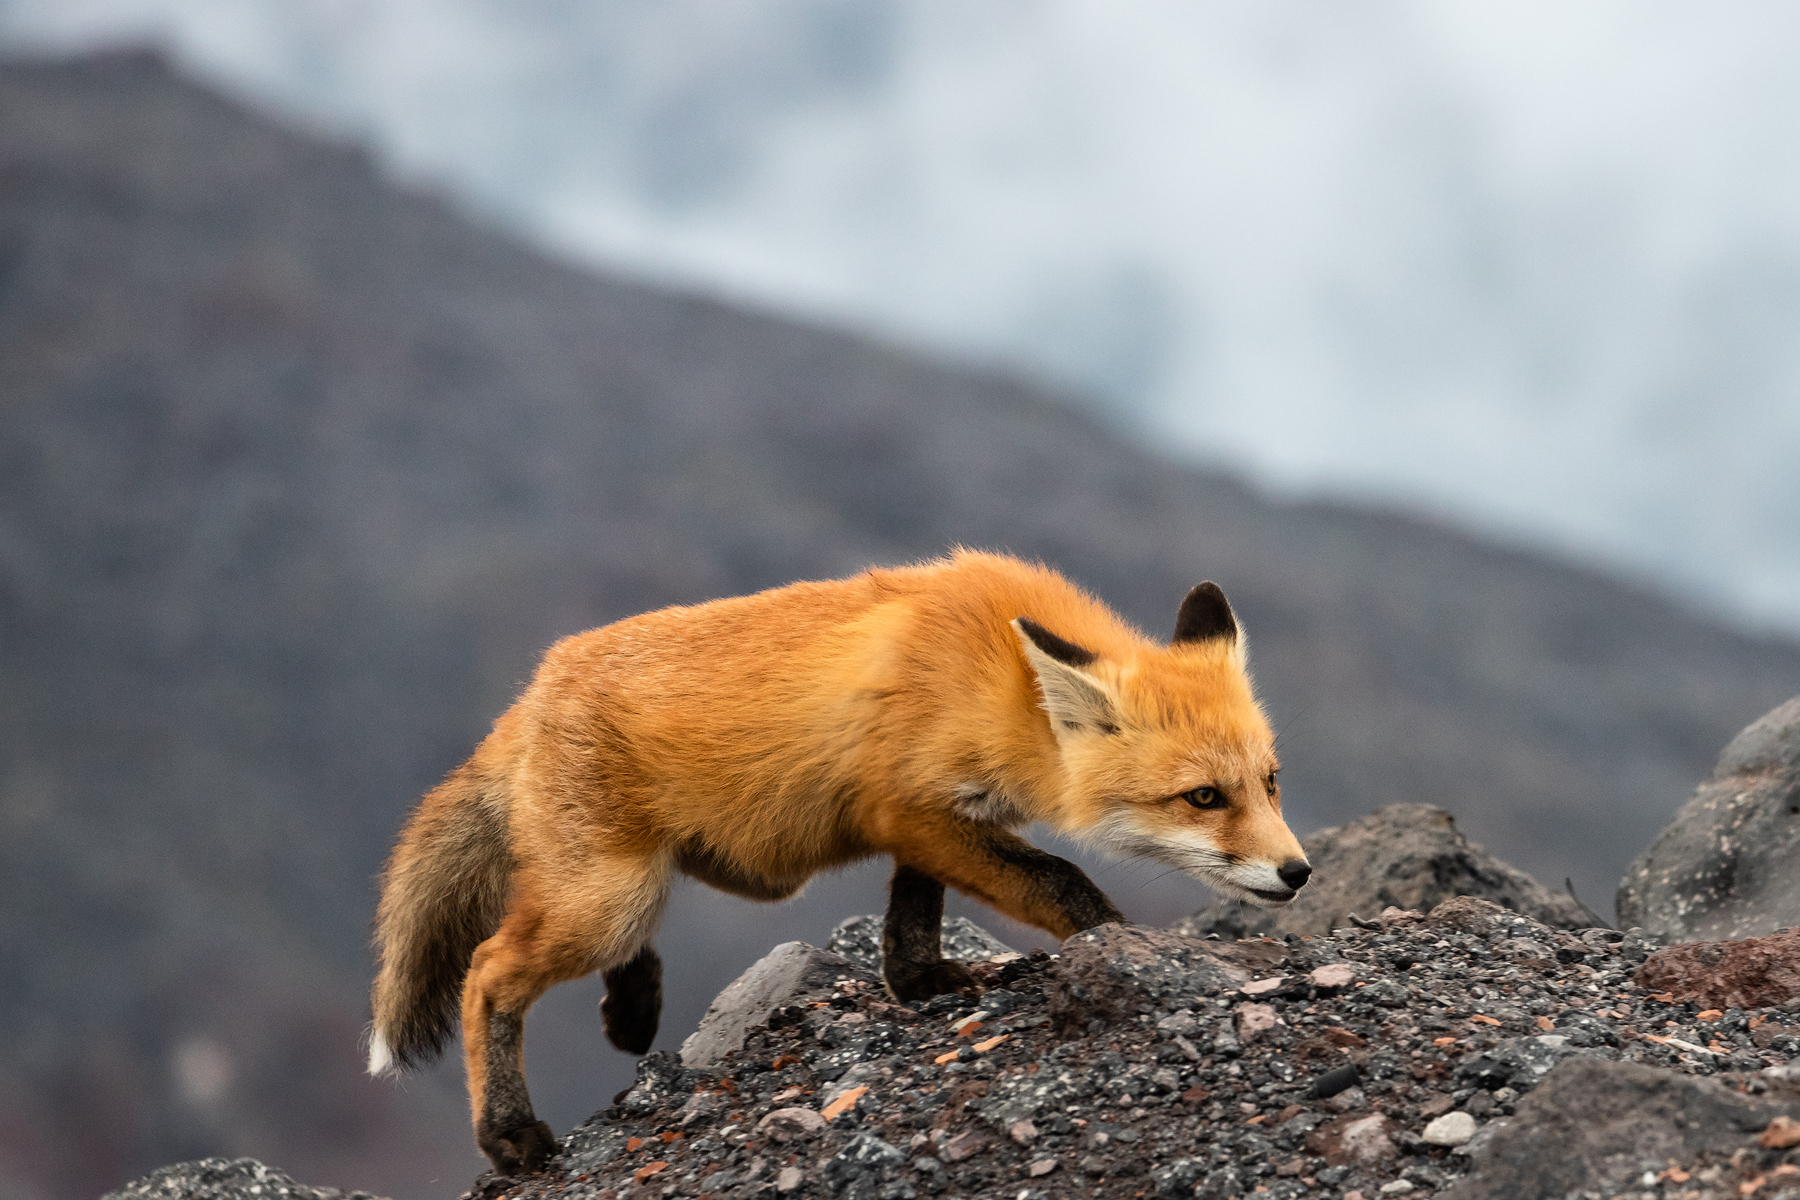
[101,1158,387,1200]
[101,899,1800,1200]
[1177,804,1602,941]
[426,900,1800,1200]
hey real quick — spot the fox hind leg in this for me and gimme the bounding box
[881,864,979,1002]
[462,856,670,1176]
[472,1008,556,1176]
[600,943,662,1054]
[462,914,560,1176]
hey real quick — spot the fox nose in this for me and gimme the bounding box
[1277,859,1312,890]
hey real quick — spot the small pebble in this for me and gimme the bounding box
[1422,1110,1478,1147]
[1310,963,1356,988]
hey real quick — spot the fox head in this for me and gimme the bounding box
[1012,582,1311,906]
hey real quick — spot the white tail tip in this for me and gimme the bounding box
[366,1029,395,1077]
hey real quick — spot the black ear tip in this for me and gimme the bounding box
[1014,615,1099,668]
[1173,580,1238,645]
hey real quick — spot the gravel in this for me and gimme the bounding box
[460,902,1800,1200]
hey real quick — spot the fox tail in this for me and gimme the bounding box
[367,760,512,1075]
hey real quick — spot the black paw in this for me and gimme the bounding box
[601,982,660,1054]
[478,1118,557,1177]
[884,957,980,1003]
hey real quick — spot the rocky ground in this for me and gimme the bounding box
[104,901,1800,1200]
[342,899,1793,1200]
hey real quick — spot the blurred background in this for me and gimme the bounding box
[2,4,1798,1199]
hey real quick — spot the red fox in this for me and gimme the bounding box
[367,550,1309,1174]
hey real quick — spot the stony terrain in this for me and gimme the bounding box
[397,900,1800,1200]
[99,1159,386,1200]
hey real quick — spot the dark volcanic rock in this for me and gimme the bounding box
[1454,1033,1599,1091]
[678,942,876,1068]
[1638,928,1800,1010]
[1177,804,1601,940]
[612,1050,694,1116]
[102,1158,390,1200]
[1619,696,1800,942]
[1047,923,1266,1030]
[1446,1058,1800,1200]
[826,914,1017,976]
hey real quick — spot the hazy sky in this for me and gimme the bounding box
[6,0,1799,636]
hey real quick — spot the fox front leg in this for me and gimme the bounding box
[881,865,981,1002]
[881,831,1127,1003]
[968,829,1125,939]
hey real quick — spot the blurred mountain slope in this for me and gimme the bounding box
[3,49,1797,1200]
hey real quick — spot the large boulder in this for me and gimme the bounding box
[1445,1058,1800,1199]
[1175,804,1600,939]
[677,942,875,1068]
[1618,696,1800,942]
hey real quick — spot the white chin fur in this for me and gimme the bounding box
[1198,865,1298,907]
[366,1029,394,1077]
[1218,880,1299,908]
[1090,819,1296,907]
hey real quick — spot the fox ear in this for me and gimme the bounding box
[1012,617,1121,738]
[1173,581,1238,646]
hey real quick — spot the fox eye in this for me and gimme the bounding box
[1265,771,1280,792]
[1184,786,1227,810]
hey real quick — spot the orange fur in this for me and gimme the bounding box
[368,550,1307,1170]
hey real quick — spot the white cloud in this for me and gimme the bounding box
[6,0,1798,632]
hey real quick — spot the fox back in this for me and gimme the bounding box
[502,549,1301,899]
